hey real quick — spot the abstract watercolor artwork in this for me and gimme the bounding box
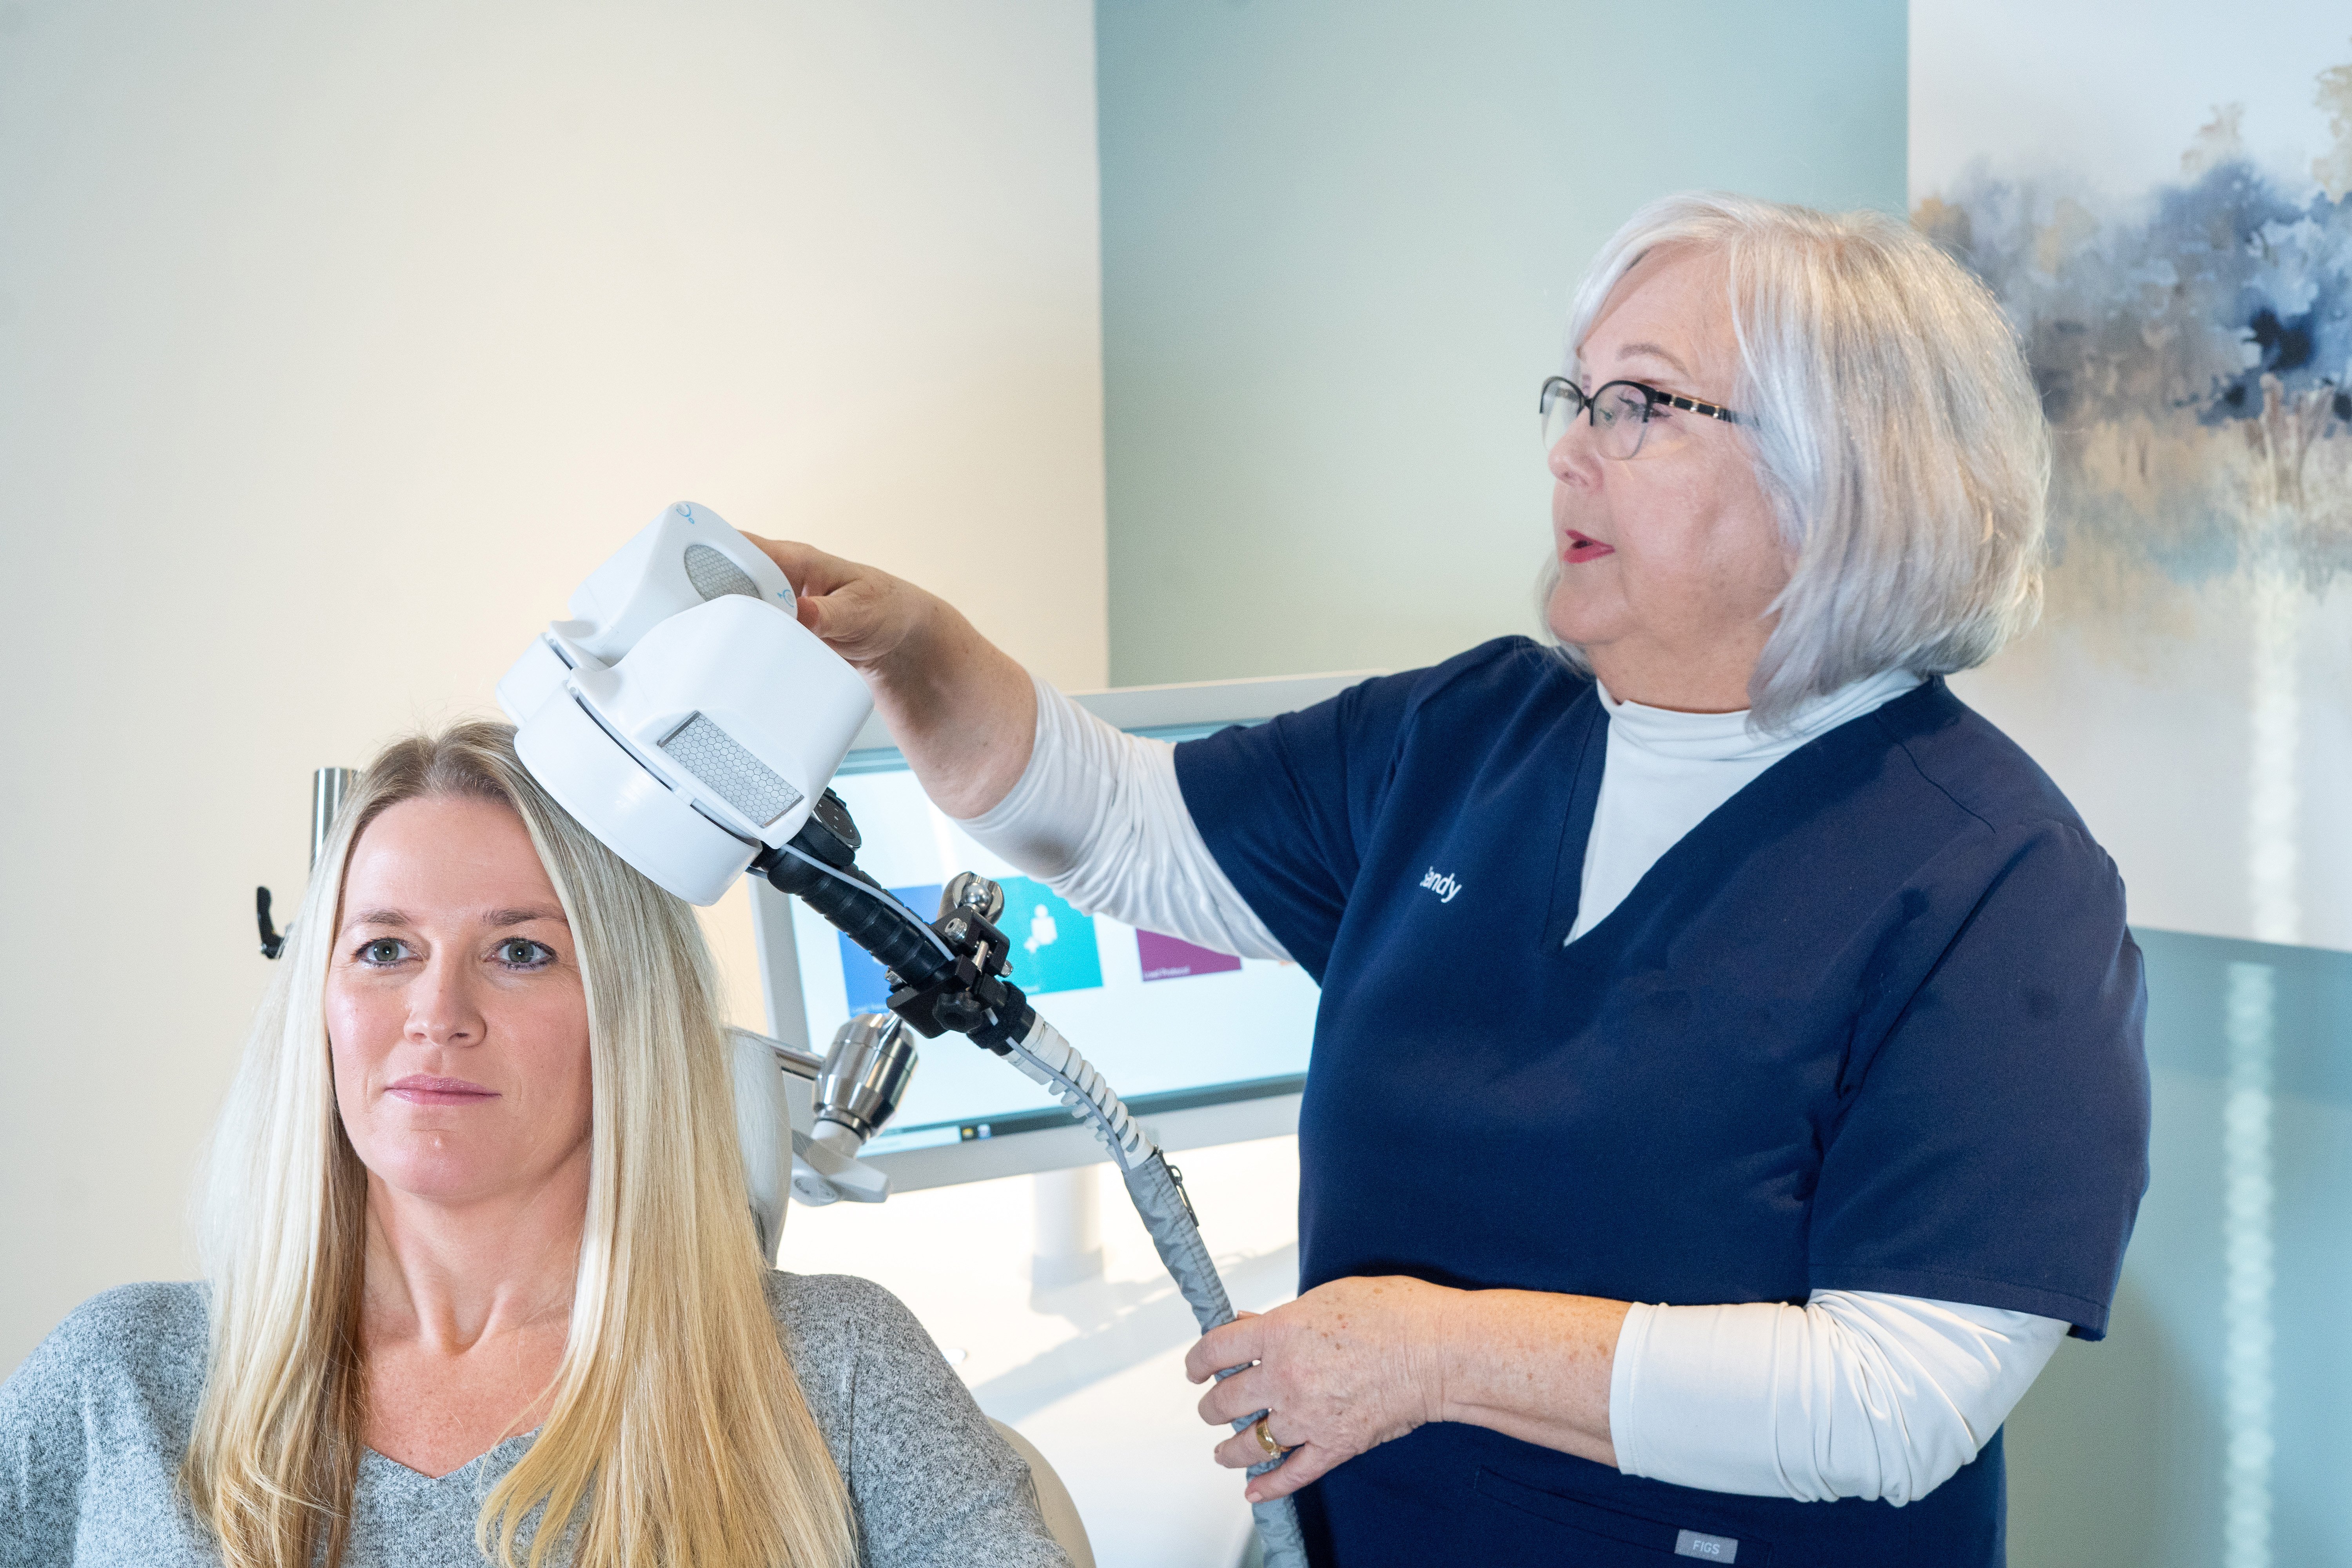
[1915,102,2350,598]
[1917,88,2350,945]
[1911,4,2352,954]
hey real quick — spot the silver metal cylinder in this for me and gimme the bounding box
[310,767,358,870]
[814,1012,919,1147]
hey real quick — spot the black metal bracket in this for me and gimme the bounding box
[754,789,1038,1053]
[884,904,1022,1043]
[256,886,286,959]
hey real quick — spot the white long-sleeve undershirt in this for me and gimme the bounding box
[955,672,2067,1504]
[1609,1293,2059,1504]
[1571,669,1924,942]
[957,678,1289,962]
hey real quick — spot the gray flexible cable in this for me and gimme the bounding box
[1123,1151,1312,1567]
[1003,1018,1309,1568]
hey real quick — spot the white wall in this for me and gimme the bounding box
[0,0,1107,1375]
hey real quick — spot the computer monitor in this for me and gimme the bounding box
[748,671,1374,1192]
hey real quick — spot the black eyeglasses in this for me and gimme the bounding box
[1539,376,1743,460]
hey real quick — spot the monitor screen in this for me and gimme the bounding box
[747,674,1370,1185]
[787,754,1318,1156]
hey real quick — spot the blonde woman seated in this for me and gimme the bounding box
[0,724,1070,1568]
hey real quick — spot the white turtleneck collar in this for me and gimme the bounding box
[1568,668,1925,943]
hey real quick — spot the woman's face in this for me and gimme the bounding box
[326,795,593,1209]
[1544,243,1790,710]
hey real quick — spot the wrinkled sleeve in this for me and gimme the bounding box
[1809,820,2151,1337]
[1609,1290,2067,1504]
[957,676,1290,961]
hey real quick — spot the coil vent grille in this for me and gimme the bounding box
[684,543,760,602]
[660,713,804,827]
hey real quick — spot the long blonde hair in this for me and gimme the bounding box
[182,721,857,1568]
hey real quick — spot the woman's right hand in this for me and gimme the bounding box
[741,534,1038,820]
[744,536,942,677]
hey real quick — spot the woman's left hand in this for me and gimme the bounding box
[1184,1275,1461,1503]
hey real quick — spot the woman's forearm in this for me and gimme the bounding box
[860,595,1036,820]
[1187,1278,1628,1501]
[1432,1289,1629,1466]
[1195,1279,2056,1510]
[1431,1288,2062,1503]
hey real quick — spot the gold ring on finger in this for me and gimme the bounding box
[1253,1415,1284,1457]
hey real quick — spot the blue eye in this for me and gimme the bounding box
[496,938,554,970]
[358,938,407,966]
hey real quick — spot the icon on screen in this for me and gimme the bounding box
[998,878,1102,995]
[1136,930,1243,982]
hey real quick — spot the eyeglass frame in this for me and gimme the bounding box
[1538,375,1744,457]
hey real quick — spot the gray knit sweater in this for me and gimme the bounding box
[0,1273,1070,1568]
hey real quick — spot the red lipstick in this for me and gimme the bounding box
[1563,530,1615,563]
[385,1074,499,1105]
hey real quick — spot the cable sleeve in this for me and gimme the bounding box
[1003,1020,1307,1564]
[1123,1152,1308,1568]
[1122,1152,1230,1328]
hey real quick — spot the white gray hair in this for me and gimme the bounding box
[1545,191,2050,729]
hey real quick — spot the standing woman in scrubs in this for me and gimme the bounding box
[755,193,2150,1565]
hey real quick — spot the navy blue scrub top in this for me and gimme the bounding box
[1174,639,2151,1568]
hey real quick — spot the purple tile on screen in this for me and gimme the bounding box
[1136,929,1242,982]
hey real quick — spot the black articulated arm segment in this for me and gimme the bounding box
[756,846,951,995]
[755,793,1042,1046]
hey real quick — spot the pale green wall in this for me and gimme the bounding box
[1096,0,1907,684]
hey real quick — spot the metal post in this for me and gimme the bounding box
[311,767,358,871]
[1032,1166,1105,1292]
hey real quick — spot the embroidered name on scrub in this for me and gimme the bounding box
[1419,868,1463,904]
